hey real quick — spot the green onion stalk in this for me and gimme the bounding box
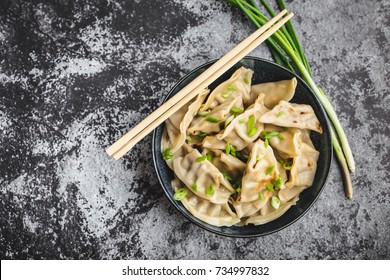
[226,0,355,197]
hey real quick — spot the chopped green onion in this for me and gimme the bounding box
[205,116,220,123]
[186,135,192,142]
[259,191,265,200]
[225,114,235,127]
[277,111,284,118]
[271,196,281,209]
[247,115,255,132]
[248,127,258,137]
[264,138,269,148]
[173,188,188,201]
[243,154,249,159]
[225,142,231,155]
[222,172,233,182]
[265,166,275,175]
[256,155,263,161]
[272,174,282,189]
[239,119,245,124]
[222,92,230,98]
[206,184,215,197]
[199,132,207,138]
[277,158,285,164]
[162,148,173,160]
[230,144,237,157]
[206,153,213,162]
[227,85,236,91]
[261,131,280,139]
[195,155,207,162]
[244,78,250,84]
[277,134,285,140]
[236,187,241,193]
[192,183,198,192]
[266,184,274,192]
[197,110,209,117]
[284,161,293,170]
[231,107,244,114]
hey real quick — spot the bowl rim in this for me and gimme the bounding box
[152,56,332,238]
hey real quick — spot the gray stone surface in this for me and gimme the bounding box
[0,0,389,259]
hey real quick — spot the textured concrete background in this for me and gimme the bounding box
[0,0,389,259]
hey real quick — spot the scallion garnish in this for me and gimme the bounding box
[192,183,198,192]
[222,92,230,98]
[272,174,282,189]
[162,148,173,160]
[227,85,236,91]
[256,155,263,161]
[206,184,215,197]
[205,116,220,123]
[173,188,188,201]
[239,119,245,124]
[195,155,207,162]
[206,153,213,162]
[231,107,244,114]
[271,196,281,209]
[236,187,241,193]
[186,135,192,142]
[265,166,275,175]
[266,184,274,192]
[277,134,285,140]
[247,115,255,132]
[264,138,269,148]
[199,132,207,138]
[284,161,293,170]
[197,110,209,117]
[248,127,257,137]
[277,111,284,118]
[225,142,231,155]
[259,192,265,200]
[244,78,249,84]
[230,144,237,157]
[261,131,280,139]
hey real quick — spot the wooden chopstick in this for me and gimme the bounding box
[107,10,293,160]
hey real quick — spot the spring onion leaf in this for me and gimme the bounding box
[239,119,245,123]
[271,196,281,209]
[162,148,173,160]
[197,110,209,117]
[261,130,280,139]
[284,161,293,170]
[266,184,274,192]
[199,132,207,138]
[186,135,192,142]
[227,85,236,91]
[206,116,220,123]
[277,158,285,164]
[247,115,255,132]
[272,174,282,189]
[222,92,230,98]
[264,138,269,148]
[277,134,285,140]
[244,78,249,84]
[259,191,265,200]
[173,188,188,201]
[222,172,233,182]
[206,184,215,197]
[265,166,275,175]
[256,155,263,161]
[225,142,231,155]
[192,183,198,192]
[277,111,284,118]
[231,107,244,114]
[248,127,258,137]
[236,187,241,193]
[195,155,207,162]
[206,153,213,162]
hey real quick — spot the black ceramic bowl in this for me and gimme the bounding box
[152,57,332,237]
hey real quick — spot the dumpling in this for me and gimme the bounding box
[188,96,243,135]
[249,78,297,109]
[172,144,235,204]
[171,179,240,226]
[260,100,323,133]
[201,67,253,111]
[166,89,209,153]
[214,94,269,151]
[264,124,302,158]
[210,149,246,179]
[245,196,299,225]
[286,143,320,188]
[240,139,282,202]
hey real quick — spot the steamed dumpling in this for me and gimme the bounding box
[264,124,302,158]
[171,179,240,226]
[201,67,253,111]
[249,78,297,109]
[260,100,323,133]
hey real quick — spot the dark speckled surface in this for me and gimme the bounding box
[0,0,389,259]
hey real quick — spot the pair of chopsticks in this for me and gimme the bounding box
[106,10,293,160]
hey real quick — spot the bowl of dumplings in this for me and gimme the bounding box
[152,57,332,237]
